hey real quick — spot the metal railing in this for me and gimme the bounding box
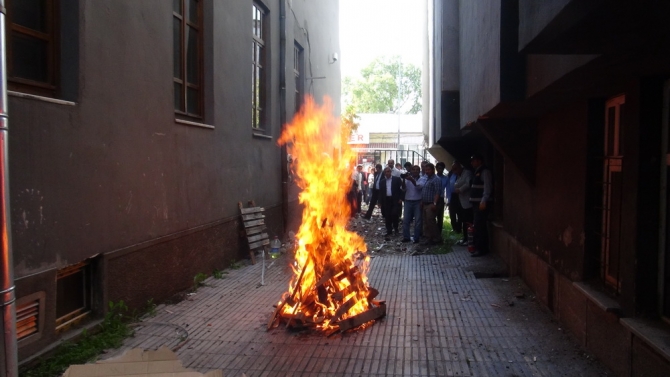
[358,149,426,168]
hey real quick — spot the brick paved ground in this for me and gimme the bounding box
[103,229,612,377]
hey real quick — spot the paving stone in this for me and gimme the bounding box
[99,223,612,377]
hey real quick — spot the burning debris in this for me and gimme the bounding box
[268,97,385,334]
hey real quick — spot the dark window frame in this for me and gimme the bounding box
[252,2,268,132]
[6,0,59,97]
[55,261,92,333]
[600,95,625,293]
[294,42,304,113]
[174,0,204,119]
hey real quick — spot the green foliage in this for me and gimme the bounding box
[144,298,157,318]
[212,269,227,279]
[434,212,459,254]
[341,104,360,134]
[20,301,133,377]
[229,260,243,270]
[193,272,208,288]
[343,56,422,114]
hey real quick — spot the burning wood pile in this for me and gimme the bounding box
[268,97,385,334]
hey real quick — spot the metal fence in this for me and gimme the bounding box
[357,150,426,168]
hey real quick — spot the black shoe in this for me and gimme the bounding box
[413,240,420,244]
[401,238,411,243]
[470,251,488,257]
[385,231,392,236]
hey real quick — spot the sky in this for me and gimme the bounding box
[339,0,425,80]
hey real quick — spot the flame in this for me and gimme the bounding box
[276,96,371,331]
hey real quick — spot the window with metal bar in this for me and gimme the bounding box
[601,95,625,293]
[174,0,203,118]
[6,0,59,96]
[294,42,304,113]
[252,3,267,131]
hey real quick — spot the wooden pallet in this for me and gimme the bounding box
[239,201,269,264]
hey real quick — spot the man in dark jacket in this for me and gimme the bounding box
[379,167,405,235]
[469,153,493,257]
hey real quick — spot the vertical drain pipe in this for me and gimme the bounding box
[0,1,18,376]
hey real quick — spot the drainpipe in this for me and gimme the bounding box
[0,1,17,376]
[279,0,289,236]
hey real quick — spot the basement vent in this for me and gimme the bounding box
[56,261,92,333]
[16,300,39,340]
[16,291,45,345]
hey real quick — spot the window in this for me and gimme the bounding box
[174,0,203,118]
[600,95,625,293]
[294,42,304,113]
[6,0,58,96]
[252,3,267,131]
[56,261,91,333]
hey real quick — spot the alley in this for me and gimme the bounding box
[99,216,610,377]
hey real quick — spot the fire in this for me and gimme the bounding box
[269,96,384,333]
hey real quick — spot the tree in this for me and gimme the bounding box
[343,56,422,114]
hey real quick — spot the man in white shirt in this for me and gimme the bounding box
[387,159,402,177]
[401,165,426,243]
[353,165,364,214]
[362,164,384,219]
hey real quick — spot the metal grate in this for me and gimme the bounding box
[16,299,39,340]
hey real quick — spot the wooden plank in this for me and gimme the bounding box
[247,233,269,243]
[242,212,265,221]
[331,297,356,323]
[335,302,386,332]
[245,225,265,236]
[249,250,256,265]
[240,207,265,215]
[243,219,265,227]
[332,285,354,301]
[367,287,379,301]
[248,238,270,250]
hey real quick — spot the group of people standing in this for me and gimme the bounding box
[351,153,493,257]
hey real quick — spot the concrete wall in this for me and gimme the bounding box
[459,0,501,125]
[501,101,587,280]
[10,0,339,360]
[518,0,571,50]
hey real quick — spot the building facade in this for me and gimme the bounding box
[348,113,426,167]
[5,0,340,363]
[435,1,670,375]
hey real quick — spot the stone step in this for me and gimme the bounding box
[62,347,222,377]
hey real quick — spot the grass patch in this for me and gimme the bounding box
[212,269,228,279]
[433,213,460,254]
[20,301,134,377]
[193,272,208,289]
[144,298,157,318]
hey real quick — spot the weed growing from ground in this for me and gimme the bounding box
[20,301,134,377]
[144,298,157,318]
[434,213,459,254]
[212,269,227,279]
[193,272,208,289]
